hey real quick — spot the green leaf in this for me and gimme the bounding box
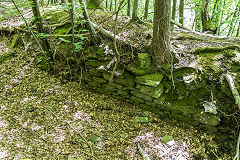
[161,135,173,144]
[139,117,149,123]
[89,135,100,143]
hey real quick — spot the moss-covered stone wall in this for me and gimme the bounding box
[81,44,240,132]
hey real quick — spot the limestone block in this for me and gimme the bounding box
[129,96,145,104]
[137,53,151,70]
[135,73,163,87]
[194,112,220,126]
[92,76,107,83]
[130,90,152,101]
[138,83,164,98]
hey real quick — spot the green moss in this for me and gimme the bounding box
[0,52,15,63]
[194,46,240,54]
[54,24,71,35]
[176,33,203,40]
[85,60,106,68]
[10,34,21,49]
[173,67,196,78]
[128,60,155,76]
[42,10,69,24]
[115,72,135,88]
[135,73,163,87]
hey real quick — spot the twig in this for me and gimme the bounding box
[108,0,125,84]
[46,107,96,159]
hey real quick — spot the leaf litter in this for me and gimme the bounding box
[0,38,231,160]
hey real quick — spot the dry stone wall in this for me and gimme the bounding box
[82,45,226,132]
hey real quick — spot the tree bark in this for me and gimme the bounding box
[227,0,240,36]
[132,0,139,21]
[110,0,113,11]
[171,0,176,28]
[30,0,51,56]
[201,0,216,33]
[236,21,240,37]
[143,0,150,19]
[127,0,130,16]
[179,0,184,26]
[151,0,171,66]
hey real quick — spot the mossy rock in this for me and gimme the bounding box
[170,114,193,123]
[42,10,69,24]
[137,83,164,98]
[115,72,135,88]
[137,53,151,69]
[128,60,155,76]
[130,90,152,101]
[129,96,145,104]
[54,23,71,35]
[135,73,163,87]
[199,124,218,132]
[194,112,220,126]
[85,60,106,68]
[139,104,165,115]
[92,76,107,83]
[194,46,240,54]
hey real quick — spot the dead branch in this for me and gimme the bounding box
[170,19,191,31]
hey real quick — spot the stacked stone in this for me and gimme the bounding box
[83,48,221,132]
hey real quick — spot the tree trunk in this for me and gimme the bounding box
[127,0,130,16]
[171,0,176,28]
[79,0,98,42]
[143,0,150,19]
[114,0,117,11]
[236,21,240,37]
[68,0,76,57]
[30,0,51,56]
[151,0,171,66]
[106,0,107,8]
[110,0,113,11]
[227,0,240,36]
[179,0,184,26]
[132,0,139,21]
[201,0,216,33]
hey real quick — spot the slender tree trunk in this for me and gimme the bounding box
[171,0,176,28]
[179,0,184,26]
[114,0,117,11]
[110,0,113,11]
[30,0,51,56]
[132,0,139,21]
[68,0,76,57]
[201,0,216,33]
[106,0,108,8]
[127,0,130,16]
[236,22,240,37]
[79,0,98,42]
[144,0,150,19]
[151,0,171,66]
[227,0,240,36]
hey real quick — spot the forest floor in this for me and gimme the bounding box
[1,4,239,159]
[0,35,230,160]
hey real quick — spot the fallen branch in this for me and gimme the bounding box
[170,19,191,31]
[225,73,240,160]
[47,107,96,159]
[91,22,121,40]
